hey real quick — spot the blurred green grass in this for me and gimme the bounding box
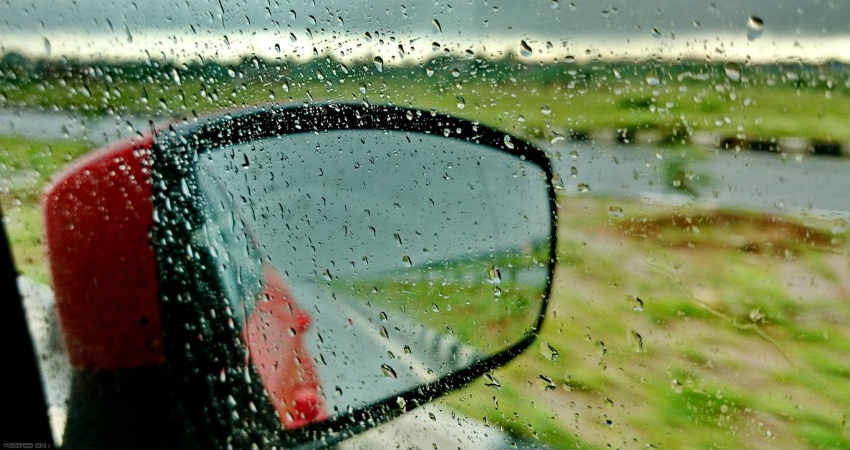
[1,135,91,284]
[432,196,849,449]
[2,58,848,143]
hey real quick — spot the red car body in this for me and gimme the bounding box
[42,133,327,428]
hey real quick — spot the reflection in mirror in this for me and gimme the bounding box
[193,129,551,427]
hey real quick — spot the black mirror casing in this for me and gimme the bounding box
[150,103,558,449]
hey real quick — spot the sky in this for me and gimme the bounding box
[1,0,847,63]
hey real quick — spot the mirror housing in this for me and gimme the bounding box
[44,103,557,449]
[151,103,557,448]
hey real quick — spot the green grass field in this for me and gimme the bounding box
[0,135,90,283]
[2,58,848,144]
[429,196,849,449]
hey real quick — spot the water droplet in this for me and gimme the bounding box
[393,232,403,246]
[402,255,413,267]
[379,311,388,321]
[608,205,624,218]
[646,76,660,86]
[456,96,465,109]
[629,330,644,352]
[487,266,501,284]
[540,104,551,115]
[432,303,440,313]
[538,374,556,390]
[381,363,398,378]
[425,67,435,77]
[629,295,644,311]
[651,26,662,38]
[359,84,367,94]
[747,15,764,40]
[451,68,460,78]
[484,372,501,388]
[519,40,533,57]
[503,135,515,149]
[432,18,442,32]
[373,56,384,72]
[724,64,742,82]
[569,166,578,177]
[380,326,389,339]
[546,342,560,361]
[577,183,590,193]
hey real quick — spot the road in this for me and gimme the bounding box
[3,108,847,217]
[554,140,849,218]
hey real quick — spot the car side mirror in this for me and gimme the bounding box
[46,103,557,449]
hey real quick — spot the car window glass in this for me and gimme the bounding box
[1,0,847,449]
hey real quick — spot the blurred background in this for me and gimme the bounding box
[1,1,848,448]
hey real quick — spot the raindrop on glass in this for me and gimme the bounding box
[629,330,644,352]
[629,295,644,311]
[747,15,764,40]
[519,40,533,57]
[724,64,741,82]
[381,363,398,378]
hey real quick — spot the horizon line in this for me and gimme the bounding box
[2,30,848,65]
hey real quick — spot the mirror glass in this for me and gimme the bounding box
[192,128,551,427]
